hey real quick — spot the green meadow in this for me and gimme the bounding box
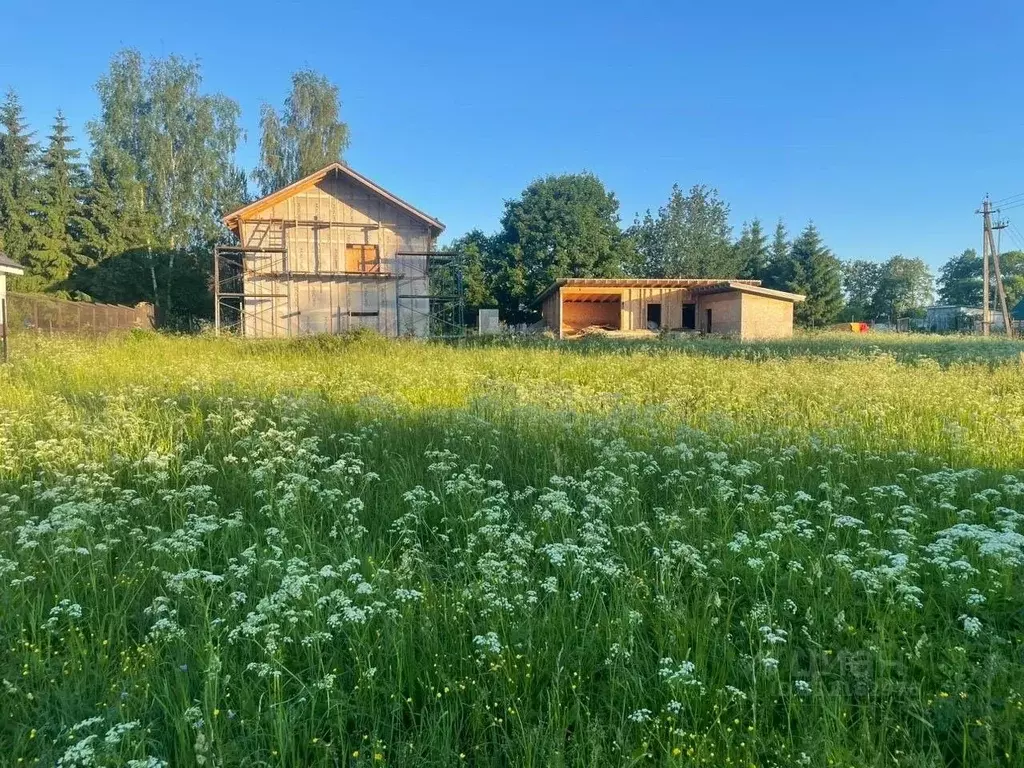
[1,332,1023,766]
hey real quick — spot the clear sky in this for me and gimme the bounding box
[3,0,1023,267]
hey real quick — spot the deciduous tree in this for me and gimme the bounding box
[89,49,244,251]
[870,255,933,322]
[493,173,631,322]
[937,249,981,307]
[445,229,497,311]
[82,49,244,319]
[254,69,349,195]
[935,248,1024,310]
[841,259,881,321]
[627,184,737,278]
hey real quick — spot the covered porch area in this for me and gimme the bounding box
[558,290,623,335]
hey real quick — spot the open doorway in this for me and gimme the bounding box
[646,303,662,330]
[682,303,696,330]
[561,294,622,335]
[706,308,713,333]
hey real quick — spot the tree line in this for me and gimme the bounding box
[451,175,1024,326]
[2,49,1018,329]
[0,51,348,326]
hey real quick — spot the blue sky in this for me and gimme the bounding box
[3,0,1023,268]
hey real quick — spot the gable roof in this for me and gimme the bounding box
[691,281,806,302]
[0,251,25,275]
[223,163,444,234]
[1013,297,1024,320]
[534,277,763,304]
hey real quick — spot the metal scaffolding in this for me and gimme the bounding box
[214,245,287,337]
[395,251,465,339]
[213,244,464,339]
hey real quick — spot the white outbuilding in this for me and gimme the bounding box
[1,251,26,361]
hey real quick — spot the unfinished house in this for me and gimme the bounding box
[218,163,447,338]
[536,278,805,340]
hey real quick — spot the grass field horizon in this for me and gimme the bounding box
[2,332,1023,765]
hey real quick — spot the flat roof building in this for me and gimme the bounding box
[535,277,805,340]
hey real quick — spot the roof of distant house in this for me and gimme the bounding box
[0,251,25,275]
[1012,297,1024,320]
[222,162,444,235]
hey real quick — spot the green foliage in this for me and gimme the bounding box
[786,223,843,326]
[491,173,631,322]
[444,229,496,310]
[1000,251,1024,308]
[3,335,1024,764]
[870,255,934,322]
[0,89,38,281]
[762,219,790,290]
[254,69,349,196]
[77,153,148,266]
[88,49,245,252]
[27,112,88,289]
[937,249,982,307]
[627,184,737,278]
[74,49,244,324]
[70,245,212,328]
[734,218,768,280]
[840,259,880,321]
[937,248,1024,311]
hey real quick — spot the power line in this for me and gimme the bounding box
[1008,224,1024,258]
[990,191,1024,205]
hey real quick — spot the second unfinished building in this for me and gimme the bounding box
[536,278,806,340]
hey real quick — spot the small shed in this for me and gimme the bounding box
[1012,297,1024,333]
[1,251,26,361]
[924,305,1005,333]
[535,278,805,340]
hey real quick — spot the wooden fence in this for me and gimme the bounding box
[6,293,155,336]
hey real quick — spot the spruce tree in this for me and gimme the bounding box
[789,222,843,326]
[30,111,87,288]
[736,218,768,280]
[0,89,38,282]
[762,219,791,289]
[79,152,147,265]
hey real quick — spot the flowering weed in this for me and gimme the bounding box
[1,333,1023,765]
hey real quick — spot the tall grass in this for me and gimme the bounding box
[1,333,1023,766]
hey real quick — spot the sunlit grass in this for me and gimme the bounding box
[1,332,1023,766]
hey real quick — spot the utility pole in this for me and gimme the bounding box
[981,199,990,335]
[978,197,1014,337]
